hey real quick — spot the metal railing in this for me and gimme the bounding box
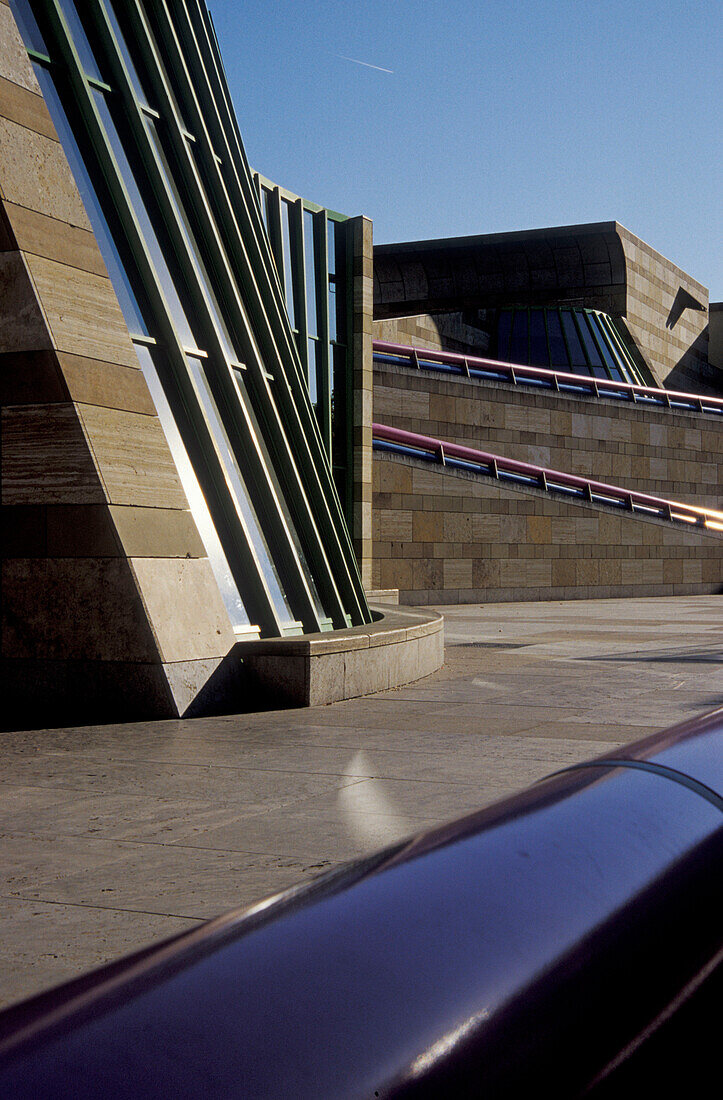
[1,707,721,1097]
[373,423,723,531]
[373,340,723,417]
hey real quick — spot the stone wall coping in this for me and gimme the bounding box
[235,603,443,658]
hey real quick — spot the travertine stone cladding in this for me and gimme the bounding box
[374,362,722,510]
[373,222,717,397]
[373,313,491,356]
[617,225,711,393]
[372,452,722,605]
[0,5,235,725]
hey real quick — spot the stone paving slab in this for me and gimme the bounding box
[1,594,721,1010]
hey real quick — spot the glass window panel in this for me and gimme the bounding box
[329,219,347,343]
[594,314,625,382]
[134,345,250,630]
[280,199,296,329]
[33,64,149,337]
[328,283,337,343]
[9,0,49,54]
[105,0,153,108]
[136,12,191,131]
[561,310,586,369]
[186,356,294,624]
[260,187,271,234]
[577,312,604,372]
[327,218,337,277]
[303,208,318,338]
[144,116,238,362]
[590,315,625,380]
[528,309,547,367]
[91,87,196,348]
[234,371,327,621]
[57,0,106,83]
[496,310,512,360]
[605,317,642,383]
[307,338,319,405]
[546,310,568,369]
[510,310,528,364]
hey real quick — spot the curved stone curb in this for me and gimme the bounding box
[236,603,444,706]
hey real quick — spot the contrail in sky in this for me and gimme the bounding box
[337,54,394,74]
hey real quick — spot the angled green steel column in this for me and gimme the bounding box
[19,0,370,633]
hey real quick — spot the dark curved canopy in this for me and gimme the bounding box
[374,222,628,318]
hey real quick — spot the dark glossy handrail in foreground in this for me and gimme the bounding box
[0,708,722,1097]
[374,339,723,416]
[373,422,723,531]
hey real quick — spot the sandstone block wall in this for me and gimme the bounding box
[617,225,711,393]
[373,223,718,397]
[372,452,722,605]
[373,313,491,356]
[374,362,722,510]
[0,3,236,726]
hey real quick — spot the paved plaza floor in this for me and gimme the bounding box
[1,594,721,1010]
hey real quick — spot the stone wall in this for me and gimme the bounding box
[373,222,718,397]
[374,361,722,510]
[617,225,711,393]
[373,312,491,356]
[372,452,722,605]
[0,2,236,726]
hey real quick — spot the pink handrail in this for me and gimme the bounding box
[373,340,723,413]
[372,422,723,530]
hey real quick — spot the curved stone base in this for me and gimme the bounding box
[236,603,444,707]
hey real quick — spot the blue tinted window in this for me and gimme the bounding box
[280,200,296,329]
[496,310,512,360]
[327,218,337,276]
[235,370,327,621]
[561,311,586,368]
[304,209,318,338]
[260,187,271,233]
[510,310,528,364]
[187,356,294,623]
[58,0,106,83]
[92,88,196,347]
[577,312,605,375]
[106,1,152,107]
[590,314,624,380]
[528,309,547,367]
[9,0,48,54]
[328,283,337,342]
[33,64,149,336]
[307,338,319,404]
[135,345,250,630]
[144,116,238,362]
[546,311,568,369]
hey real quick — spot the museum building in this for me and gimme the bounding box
[1,0,720,726]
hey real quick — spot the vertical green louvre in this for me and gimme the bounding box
[11,0,371,636]
[252,173,353,522]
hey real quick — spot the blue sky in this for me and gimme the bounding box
[210,1,722,297]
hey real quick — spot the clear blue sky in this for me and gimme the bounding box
[210,0,722,297]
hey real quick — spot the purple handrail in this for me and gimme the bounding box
[373,340,723,414]
[372,422,723,530]
[0,709,721,1096]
